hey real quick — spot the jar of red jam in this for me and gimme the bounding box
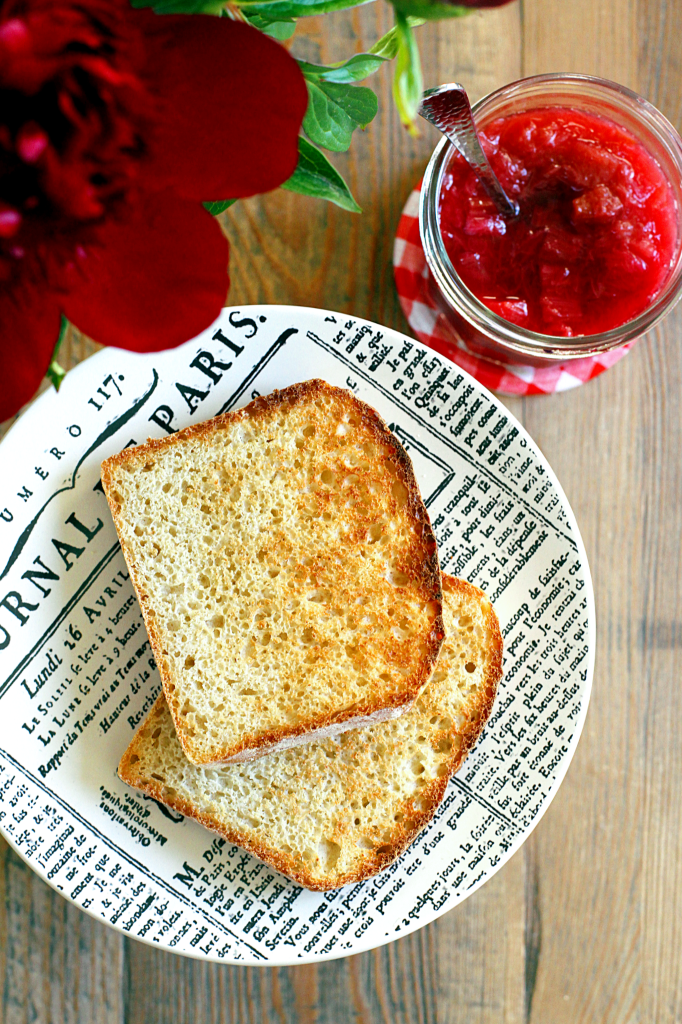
[420,74,682,366]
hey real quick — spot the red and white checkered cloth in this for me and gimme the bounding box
[393,183,631,395]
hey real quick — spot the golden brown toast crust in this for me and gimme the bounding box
[118,576,503,891]
[102,379,444,765]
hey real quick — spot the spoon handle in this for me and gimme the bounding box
[419,84,519,219]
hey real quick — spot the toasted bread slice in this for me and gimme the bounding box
[102,380,443,766]
[118,576,502,891]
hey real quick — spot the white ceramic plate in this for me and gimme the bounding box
[0,306,594,964]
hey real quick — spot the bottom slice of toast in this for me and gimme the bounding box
[118,575,503,891]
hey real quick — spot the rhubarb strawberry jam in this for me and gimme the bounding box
[439,108,679,337]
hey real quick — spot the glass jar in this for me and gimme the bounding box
[419,73,682,367]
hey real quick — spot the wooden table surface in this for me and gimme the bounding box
[2,1,682,1020]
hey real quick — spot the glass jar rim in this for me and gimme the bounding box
[419,72,682,360]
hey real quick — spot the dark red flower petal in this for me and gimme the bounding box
[62,189,228,352]
[137,15,308,201]
[0,277,61,421]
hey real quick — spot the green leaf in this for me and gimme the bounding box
[235,0,366,20]
[296,18,425,83]
[203,199,237,215]
[303,80,377,152]
[281,136,361,212]
[299,53,388,84]
[389,0,471,21]
[244,12,296,39]
[392,11,423,133]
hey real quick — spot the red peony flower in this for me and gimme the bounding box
[0,0,308,421]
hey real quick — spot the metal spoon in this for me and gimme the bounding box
[419,83,519,219]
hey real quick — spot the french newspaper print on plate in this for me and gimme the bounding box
[0,306,594,965]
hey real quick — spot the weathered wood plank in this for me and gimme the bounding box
[634,11,682,1021]
[0,837,124,1024]
[122,925,435,1024]
[522,0,637,86]
[4,2,682,1022]
[637,316,682,1024]
[434,852,526,1024]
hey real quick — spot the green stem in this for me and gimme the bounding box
[45,315,68,392]
[392,11,424,135]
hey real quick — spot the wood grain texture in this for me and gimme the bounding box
[0,838,123,1024]
[435,854,526,1024]
[522,0,637,86]
[122,925,435,1024]
[4,0,682,1021]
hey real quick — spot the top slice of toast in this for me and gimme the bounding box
[118,575,503,890]
[102,380,444,765]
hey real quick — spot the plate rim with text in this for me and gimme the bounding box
[0,304,595,965]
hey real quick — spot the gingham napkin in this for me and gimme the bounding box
[393,184,631,395]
